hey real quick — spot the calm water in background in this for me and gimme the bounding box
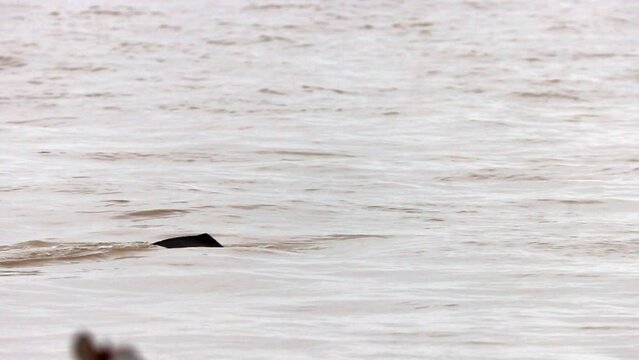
[1,0,639,358]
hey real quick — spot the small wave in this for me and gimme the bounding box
[256,149,356,158]
[86,151,226,163]
[301,85,354,95]
[464,1,488,9]
[79,6,159,18]
[230,204,280,210]
[527,239,638,258]
[366,205,423,214]
[392,22,433,29]
[572,52,616,60]
[55,65,109,72]
[102,199,130,205]
[0,240,152,268]
[233,234,390,253]
[245,4,317,11]
[88,151,155,161]
[315,234,389,241]
[259,88,286,95]
[158,24,181,31]
[83,92,121,98]
[257,35,294,43]
[436,173,549,182]
[537,199,605,205]
[512,91,582,101]
[0,269,41,276]
[205,39,236,46]
[7,116,76,126]
[0,56,26,69]
[113,209,189,219]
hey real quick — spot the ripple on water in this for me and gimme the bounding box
[0,240,152,268]
[0,56,26,69]
[113,209,189,219]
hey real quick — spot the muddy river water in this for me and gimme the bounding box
[1,0,639,358]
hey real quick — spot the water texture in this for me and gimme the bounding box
[1,0,639,359]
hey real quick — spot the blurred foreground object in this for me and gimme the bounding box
[73,332,143,360]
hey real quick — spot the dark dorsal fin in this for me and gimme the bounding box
[153,233,223,248]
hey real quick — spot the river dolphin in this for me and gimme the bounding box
[153,233,223,248]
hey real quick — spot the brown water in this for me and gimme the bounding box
[2,0,639,358]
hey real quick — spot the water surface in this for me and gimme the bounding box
[1,0,639,358]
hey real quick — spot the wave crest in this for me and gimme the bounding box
[0,240,152,268]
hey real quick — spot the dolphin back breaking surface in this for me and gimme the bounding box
[152,233,223,248]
